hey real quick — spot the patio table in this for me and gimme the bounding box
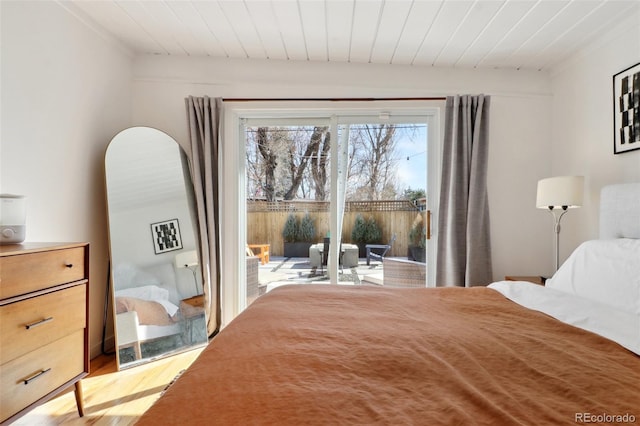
[309,243,359,268]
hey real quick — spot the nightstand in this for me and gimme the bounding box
[505,275,546,286]
[180,295,205,344]
[180,294,204,317]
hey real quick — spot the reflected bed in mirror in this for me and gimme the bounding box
[105,127,208,370]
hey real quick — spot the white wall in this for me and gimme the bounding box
[550,9,640,271]
[131,56,553,283]
[0,1,133,357]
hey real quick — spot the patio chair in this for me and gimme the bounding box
[366,234,396,265]
[246,244,270,265]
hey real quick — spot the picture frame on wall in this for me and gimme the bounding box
[151,219,183,254]
[613,62,640,154]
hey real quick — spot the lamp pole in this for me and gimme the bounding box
[184,264,199,295]
[537,175,584,273]
[548,206,568,272]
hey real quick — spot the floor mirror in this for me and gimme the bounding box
[105,127,207,369]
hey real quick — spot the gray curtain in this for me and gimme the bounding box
[185,96,222,335]
[436,95,493,287]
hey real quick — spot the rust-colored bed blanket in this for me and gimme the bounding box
[137,285,639,425]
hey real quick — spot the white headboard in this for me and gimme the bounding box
[599,183,640,239]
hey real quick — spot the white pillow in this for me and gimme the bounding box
[546,239,640,314]
[115,284,169,301]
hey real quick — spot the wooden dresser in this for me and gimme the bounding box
[0,242,89,424]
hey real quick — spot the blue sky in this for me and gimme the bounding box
[393,124,427,193]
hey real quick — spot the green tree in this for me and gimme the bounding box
[403,187,426,203]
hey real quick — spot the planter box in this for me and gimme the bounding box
[283,242,313,258]
[355,243,366,258]
[409,246,426,263]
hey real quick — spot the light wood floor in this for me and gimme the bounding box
[12,348,203,426]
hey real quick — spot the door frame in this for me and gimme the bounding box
[221,100,444,327]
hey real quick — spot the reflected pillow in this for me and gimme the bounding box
[546,239,640,314]
[115,285,179,316]
[116,297,176,326]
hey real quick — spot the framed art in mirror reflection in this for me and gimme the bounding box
[151,219,183,254]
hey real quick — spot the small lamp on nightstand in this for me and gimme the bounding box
[175,250,200,295]
[536,176,584,272]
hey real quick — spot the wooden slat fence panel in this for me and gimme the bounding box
[247,200,426,258]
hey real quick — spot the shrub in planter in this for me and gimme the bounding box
[351,214,382,257]
[365,217,382,244]
[282,212,316,258]
[282,213,299,243]
[408,215,426,263]
[351,214,367,244]
[298,212,316,242]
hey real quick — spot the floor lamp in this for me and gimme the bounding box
[175,250,200,295]
[536,176,584,272]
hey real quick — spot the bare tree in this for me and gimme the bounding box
[309,128,331,200]
[247,126,331,201]
[245,132,262,198]
[347,124,398,200]
[254,127,278,201]
[247,123,419,202]
[283,126,329,200]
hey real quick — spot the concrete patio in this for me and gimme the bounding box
[254,255,426,294]
[258,256,385,292]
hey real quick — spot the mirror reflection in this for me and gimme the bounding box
[105,127,207,369]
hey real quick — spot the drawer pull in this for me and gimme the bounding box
[65,263,74,268]
[25,317,54,329]
[23,368,52,385]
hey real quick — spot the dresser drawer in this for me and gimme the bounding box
[0,246,86,299]
[0,284,86,364]
[0,330,84,422]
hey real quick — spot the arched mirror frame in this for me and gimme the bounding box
[105,126,208,370]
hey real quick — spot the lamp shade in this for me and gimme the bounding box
[175,250,198,269]
[536,176,584,209]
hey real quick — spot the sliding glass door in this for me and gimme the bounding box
[244,120,333,301]
[222,101,441,323]
[331,120,429,285]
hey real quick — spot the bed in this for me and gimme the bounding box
[137,183,640,425]
[113,264,184,361]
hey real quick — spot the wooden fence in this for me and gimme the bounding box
[247,200,426,258]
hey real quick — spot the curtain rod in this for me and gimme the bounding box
[221,97,447,102]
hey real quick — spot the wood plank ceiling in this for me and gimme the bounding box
[67,0,638,71]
